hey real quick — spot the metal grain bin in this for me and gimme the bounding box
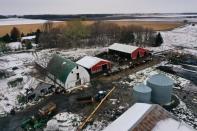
[147,74,173,105]
[133,83,152,103]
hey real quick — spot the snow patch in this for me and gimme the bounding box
[7,42,22,51]
[148,25,197,56]
[153,118,194,131]
[45,112,108,131]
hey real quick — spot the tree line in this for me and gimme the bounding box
[0,20,163,52]
[0,27,41,44]
[0,27,41,52]
[39,21,163,49]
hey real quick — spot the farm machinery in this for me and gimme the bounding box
[20,102,56,131]
[76,91,107,104]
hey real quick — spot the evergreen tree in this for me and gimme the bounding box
[0,42,9,53]
[2,34,11,43]
[155,32,163,47]
[10,27,20,42]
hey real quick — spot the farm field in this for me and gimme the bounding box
[0,20,183,36]
[104,21,183,31]
[0,21,66,36]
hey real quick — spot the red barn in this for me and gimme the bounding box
[76,56,111,74]
[108,43,149,60]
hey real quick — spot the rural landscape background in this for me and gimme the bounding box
[0,0,197,131]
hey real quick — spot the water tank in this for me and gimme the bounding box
[133,83,152,103]
[147,74,173,105]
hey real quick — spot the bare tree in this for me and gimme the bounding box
[42,21,54,33]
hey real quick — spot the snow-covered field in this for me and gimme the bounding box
[0,53,35,115]
[0,18,60,26]
[107,14,197,22]
[148,24,197,56]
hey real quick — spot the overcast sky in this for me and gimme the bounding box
[1,0,197,15]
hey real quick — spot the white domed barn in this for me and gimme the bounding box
[47,55,90,90]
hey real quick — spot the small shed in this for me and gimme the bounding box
[76,56,111,74]
[21,35,36,43]
[47,55,90,90]
[108,43,149,60]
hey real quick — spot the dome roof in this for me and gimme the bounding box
[133,83,152,93]
[147,74,174,87]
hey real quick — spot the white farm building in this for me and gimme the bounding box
[108,43,149,60]
[47,55,90,90]
[76,56,111,74]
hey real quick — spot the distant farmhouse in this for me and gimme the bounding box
[108,43,149,60]
[47,55,90,89]
[76,56,111,74]
[21,35,36,44]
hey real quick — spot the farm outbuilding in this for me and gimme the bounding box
[76,56,111,74]
[26,83,55,101]
[108,43,149,60]
[21,35,36,42]
[47,55,90,90]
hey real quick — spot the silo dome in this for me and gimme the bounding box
[133,83,152,103]
[147,74,174,105]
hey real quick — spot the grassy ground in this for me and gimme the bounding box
[0,20,183,36]
[104,21,183,31]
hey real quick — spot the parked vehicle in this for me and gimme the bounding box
[39,102,56,116]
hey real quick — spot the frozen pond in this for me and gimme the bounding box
[0,18,60,26]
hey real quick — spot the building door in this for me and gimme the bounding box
[76,73,80,80]
[102,64,108,72]
[76,73,81,86]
